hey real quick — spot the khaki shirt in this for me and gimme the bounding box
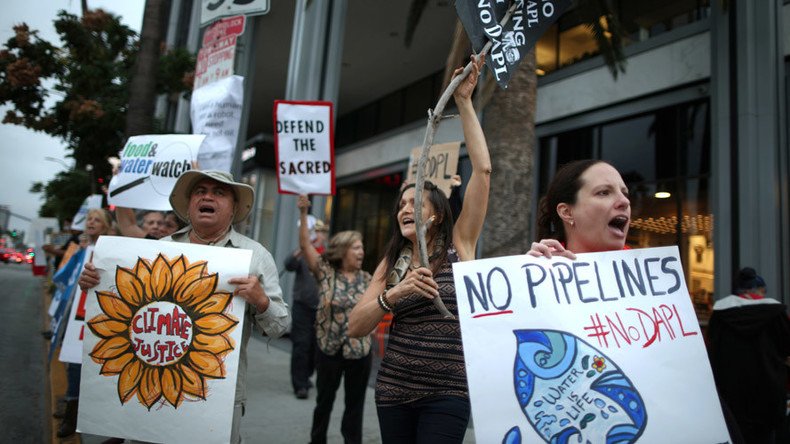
[165,226,290,406]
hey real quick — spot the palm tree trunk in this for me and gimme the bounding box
[125,0,167,138]
[479,49,537,257]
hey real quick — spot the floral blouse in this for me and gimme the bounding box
[314,258,372,359]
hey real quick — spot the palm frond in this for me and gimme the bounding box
[405,0,430,48]
[575,0,626,79]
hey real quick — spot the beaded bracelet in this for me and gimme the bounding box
[377,290,393,312]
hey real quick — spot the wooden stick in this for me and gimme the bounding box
[413,2,518,319]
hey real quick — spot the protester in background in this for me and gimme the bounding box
[285,217,329,400]
[347,54,491,443]
[79,170,290,443]
[708,267,790,444]
[58,208,112,438]
[297,195,371,444]
[116,207,164,239]
[161,211,185,237]
[527,159,631,259]
[42,218,82,269]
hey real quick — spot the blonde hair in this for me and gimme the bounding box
[323,230,362,269]
[87,208,113,236]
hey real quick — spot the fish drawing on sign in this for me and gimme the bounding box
[504,329,647,444]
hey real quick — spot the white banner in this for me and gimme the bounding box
[452,246,729,443]
[201,0,269,27]
[191,75,244,172]
[71,195,104,231]
[108,135,204,211]
[59,246,94,364]
[77,236,252,443]
[274,100,335,195]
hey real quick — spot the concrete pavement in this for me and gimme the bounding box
[81,333,476,443]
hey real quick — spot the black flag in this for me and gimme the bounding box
[456,0,571,88]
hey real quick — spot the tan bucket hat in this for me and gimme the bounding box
[169,170,254,224]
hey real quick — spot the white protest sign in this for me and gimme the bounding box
[194,15,244,90]
[29,217,58,267]
[274,100,335,195]
[191,75,244,172]
[452,246,729,443]
[406,142,460,197]
[201,0,269,27]
[71,195,103,231]
[59,245,93,364]
[77,236,252,443]
[108,135,204,211]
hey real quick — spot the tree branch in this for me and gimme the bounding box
[413,2,518,319]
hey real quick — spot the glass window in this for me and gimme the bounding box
[534,0,710,76]
[601,114,657,182]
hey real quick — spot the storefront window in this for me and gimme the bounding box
[535,0,710,76]
[538,99,712,320]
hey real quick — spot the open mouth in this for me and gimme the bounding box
[401,217,414,226]
[609,215,629,234]
[199,204,215,214]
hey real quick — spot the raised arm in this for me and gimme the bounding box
[297,195,321,276]
[115,207,146,238]
[453,54,491,261]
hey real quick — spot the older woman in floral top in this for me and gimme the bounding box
[297,194,372,444]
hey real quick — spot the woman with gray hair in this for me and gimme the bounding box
[297,194,372,444]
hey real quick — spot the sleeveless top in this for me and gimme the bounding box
[375,246,467,406]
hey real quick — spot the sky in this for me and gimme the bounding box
[0,0,145,234]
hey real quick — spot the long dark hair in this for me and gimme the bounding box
[382,181,454,277]
[536,159,608,243]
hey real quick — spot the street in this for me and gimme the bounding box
[0,264,48,443]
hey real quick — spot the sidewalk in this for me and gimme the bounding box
[79,334,475,443]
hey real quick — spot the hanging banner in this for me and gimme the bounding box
[452,246,730,443]
[71,195,104,231]
[108,135,204,211]
[406,142,461,197]
[76,236,252,443]
[194,15,245,90]
[59,246,94,364]
[456,0,571,88]
[191,75,245,172]
[274,100,335,195]
[201,0,269,27]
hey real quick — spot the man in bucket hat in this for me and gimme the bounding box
[80,170,290,443]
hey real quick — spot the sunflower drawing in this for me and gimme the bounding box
[87,253,238,409]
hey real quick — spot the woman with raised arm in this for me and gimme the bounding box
[528,159,631,258]
[347,54,491,443]
[297,195,372,444]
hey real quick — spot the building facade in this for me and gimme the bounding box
[161,0,790,313]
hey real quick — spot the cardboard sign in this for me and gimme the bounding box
[195,15,244,90]
[191,75,244,172]
[77,236,252,443]
[456,0,571,88]
[201,0,269,27]
[452,246,730,443]
[274,100,335,195]
[108,135,204,211]
[71,195,104,231]
[406,142,461,197]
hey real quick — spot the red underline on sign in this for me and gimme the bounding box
[472,310,513,318]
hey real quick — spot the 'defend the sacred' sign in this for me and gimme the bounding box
[77,236,251,443]
[456,0,571,88]
[274,100,335,195]
[452,246,729,444]
[108,135,204,211]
